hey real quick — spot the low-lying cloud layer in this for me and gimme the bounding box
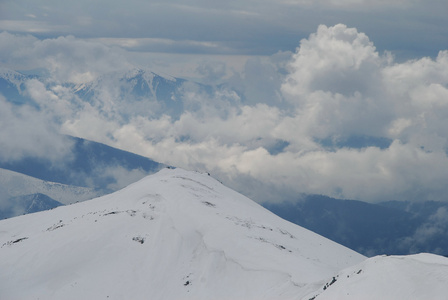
[1,24,448,204]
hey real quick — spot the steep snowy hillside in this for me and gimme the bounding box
[304,253,448,300]
[0,168,364,300]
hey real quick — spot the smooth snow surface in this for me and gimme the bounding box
[304,253,448,300]
[0,168,364,300]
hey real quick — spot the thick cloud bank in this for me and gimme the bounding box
[2,24,448,203]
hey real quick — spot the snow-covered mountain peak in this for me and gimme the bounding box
[123,67,153,82]
[74,67,177,90]
[0,167,364,299]
[72,67,183,107]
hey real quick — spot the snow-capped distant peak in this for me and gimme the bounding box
[0,67,28,87]
[129,67,177,82]
[0,168,99,205]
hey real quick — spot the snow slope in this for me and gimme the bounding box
[0,168,364,300]
[305,253,448,300]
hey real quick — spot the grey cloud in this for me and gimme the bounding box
[227,56,287,107]
[63,163,149,192]
[98,166,149,192]
[93,38,238,56]
[0,32,40,70]
[0,94,74,164]
[398,207,448,255]
[33,36,132,83]
[2,23,448,205]
[196,61,227,84]
[0,32,132,82]
[1,0,446,59]
[100,24,448,204]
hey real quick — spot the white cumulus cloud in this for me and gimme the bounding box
[2,24,448,204]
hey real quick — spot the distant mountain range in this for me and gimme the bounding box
[0,66,200,121]
[0,166,96,220]
[265,195,448,256]
[72,68,189,119]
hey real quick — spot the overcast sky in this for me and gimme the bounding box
[1,1,447,67]
[1,1,448,204]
